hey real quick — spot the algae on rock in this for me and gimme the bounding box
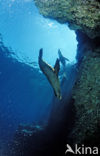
[70,32,100,144]
[34,0,100,38]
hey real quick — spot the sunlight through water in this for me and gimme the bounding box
[0,0,77,67]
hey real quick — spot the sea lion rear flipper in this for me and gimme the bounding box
[39,48,43,60]
[54,58,60,76]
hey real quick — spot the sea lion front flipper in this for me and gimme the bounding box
[54,58,60,77]
[64,57,70,61]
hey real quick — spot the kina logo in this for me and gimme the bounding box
[65,144,99,155]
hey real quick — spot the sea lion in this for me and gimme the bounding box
[58,49,70,79]
[38,48,62,100]
[58,49,69,67]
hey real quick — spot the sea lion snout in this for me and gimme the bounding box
[56,92,62,100]
[59,95,62,100]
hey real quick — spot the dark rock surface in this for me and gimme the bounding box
[70,31,100,144]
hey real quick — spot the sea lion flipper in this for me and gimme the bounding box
[54,58,60,76]
[39,48,43,60]
[64,57,69,61]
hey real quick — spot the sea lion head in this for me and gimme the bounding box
[56,94,62,100]
[57,94,62,100]
[54,90,62,100]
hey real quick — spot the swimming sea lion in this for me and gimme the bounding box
[38,48,62,100]
[58,49,69,67]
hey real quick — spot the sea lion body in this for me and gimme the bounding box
[38,49,62,100]
[58,49,70,79]
[58,49,69,67]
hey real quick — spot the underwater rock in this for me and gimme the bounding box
[34,0,100,38]
[9,123,47,156]
[18,124,44,136]
[70,32,100,144]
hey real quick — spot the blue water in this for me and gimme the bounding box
[0,0,77,65]
[0,0,77,154]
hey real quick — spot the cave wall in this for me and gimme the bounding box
[34,0,100,144]
[34,0,100,38]
[70,31,100,144]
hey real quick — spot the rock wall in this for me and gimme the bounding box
[34,0,100,145]
[70,31,100,144]
[34,0,100,38]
